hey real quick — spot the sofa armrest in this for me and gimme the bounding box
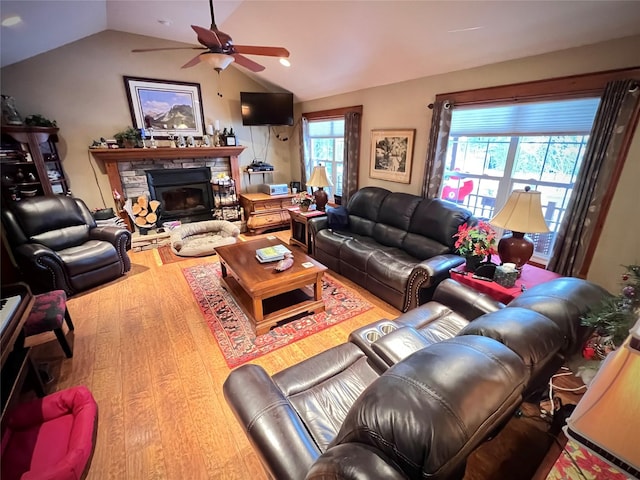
[89,226,131,272]
[13,244,70,294]
[308,216,328,237]
[404,254,465,311]
[223,364,320,480]
[433,278,505,320]
[306,444,406,480]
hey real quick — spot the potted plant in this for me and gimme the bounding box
[294,191,314,212]
[114,126,141,148]
[581,264,639,359]
[453,220,497,272]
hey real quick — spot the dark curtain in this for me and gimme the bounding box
[421,99,453,198]
[548,79,640,276]
[342,110,361,204]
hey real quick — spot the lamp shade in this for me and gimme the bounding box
[307,166,333,188]
[489,188,549,234]
[564,318,640,478]
[201,53,235,71]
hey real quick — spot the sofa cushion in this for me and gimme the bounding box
[58,240,119,276]
[408,198,473,250]
[330,336,526,480]
[274,343,379,452]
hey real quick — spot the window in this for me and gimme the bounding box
[306,118,344,196]
[439,97,601,263]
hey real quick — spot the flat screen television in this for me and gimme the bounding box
[240,92,294,126]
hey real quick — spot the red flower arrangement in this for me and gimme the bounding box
[453,221,498,258]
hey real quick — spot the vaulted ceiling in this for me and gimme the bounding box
[2,1,640,102]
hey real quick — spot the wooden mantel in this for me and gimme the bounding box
[90,146,246,198]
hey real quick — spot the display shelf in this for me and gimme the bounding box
[1,126,70,203]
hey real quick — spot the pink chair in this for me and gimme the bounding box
[1,386,98,480]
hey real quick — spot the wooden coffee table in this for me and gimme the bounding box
[215,237,328,335]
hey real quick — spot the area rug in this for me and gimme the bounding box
[183,263,373,368]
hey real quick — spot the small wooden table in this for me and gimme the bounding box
[215,237,327,335]
[287,206,326,253]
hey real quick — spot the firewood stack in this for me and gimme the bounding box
[131,196,160,230]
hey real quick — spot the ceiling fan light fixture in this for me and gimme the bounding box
[279,58,291,67]
[202,53,235,71]
[1,15,22,27]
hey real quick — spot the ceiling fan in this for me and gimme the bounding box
[132,0,290,73]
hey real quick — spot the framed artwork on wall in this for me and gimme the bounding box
[123,76,205,139]
[369,129,415,183]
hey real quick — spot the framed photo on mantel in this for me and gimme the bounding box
[123,76,205,139]
[369,129,415,183]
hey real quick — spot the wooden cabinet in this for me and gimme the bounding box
[240,193,295,235]
[1,126,69,203]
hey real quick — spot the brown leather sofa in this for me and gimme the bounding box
[223,277,610,480]
[309,186,475,311]
[2,196,131,295]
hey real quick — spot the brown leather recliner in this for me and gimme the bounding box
[2,196,131,295]
[223,277,610,480]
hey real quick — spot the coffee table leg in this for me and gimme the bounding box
[314,274,323,300]
[252,297,264,322]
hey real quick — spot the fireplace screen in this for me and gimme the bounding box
[146,168,215,224]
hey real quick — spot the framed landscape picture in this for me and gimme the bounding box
[123,76,205,139]
[369,129,415,183]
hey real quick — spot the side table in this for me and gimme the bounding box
[287,206,326,253]
[450,262,561,304]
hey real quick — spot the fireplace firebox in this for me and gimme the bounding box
[146,168,215,224]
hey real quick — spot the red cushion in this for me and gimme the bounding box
[23,290,67,337]
[1,386,98,480]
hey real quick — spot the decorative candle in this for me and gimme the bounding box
[214,120,220,131]
[206,124,214,136]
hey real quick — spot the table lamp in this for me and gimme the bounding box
[564,317,640,478]
[489,186,549,274]
[307,165,333,211]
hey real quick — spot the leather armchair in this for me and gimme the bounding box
[2,196,131,295]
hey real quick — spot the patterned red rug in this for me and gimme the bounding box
[183,263,373,368]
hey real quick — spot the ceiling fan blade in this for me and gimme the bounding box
[232,54,265,72]
[191,25,223,48]
[132,47,207,53]
[233,45,290,58]
[181,53,205,69]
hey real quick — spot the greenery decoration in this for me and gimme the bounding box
[581,264,639,347]
[114,126,142,148]
[453,220,497,258]
[24,114,57,127]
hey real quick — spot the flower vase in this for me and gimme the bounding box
[464,255,485,273]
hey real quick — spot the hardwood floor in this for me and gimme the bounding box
[25,229,581,479]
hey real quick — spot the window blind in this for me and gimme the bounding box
[450,97,600,136]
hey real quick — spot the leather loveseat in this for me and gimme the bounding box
[2,196,131,295]
[223,277,610,480]
[308,186,475,312]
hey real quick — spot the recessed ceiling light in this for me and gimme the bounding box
[158,19,172,26]
[2,15,22,27]
[447,26,484,33]
[279,58,291,67]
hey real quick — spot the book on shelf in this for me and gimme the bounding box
[256,245,291,262]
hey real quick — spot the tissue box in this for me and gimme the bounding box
[494,265,518,288]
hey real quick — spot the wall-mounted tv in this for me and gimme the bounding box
[240,92,294,126]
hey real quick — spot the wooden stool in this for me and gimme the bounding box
[23,290,74,358]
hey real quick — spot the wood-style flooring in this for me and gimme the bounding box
[25,229,583,480]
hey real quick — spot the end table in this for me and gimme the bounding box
[287,206,325,253]
[450,262,561,304]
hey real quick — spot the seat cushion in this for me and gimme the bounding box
[23,290,67,336]
[57,240,119,276]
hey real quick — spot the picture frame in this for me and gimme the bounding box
[369,129,415,183]
[123,76,205,139]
